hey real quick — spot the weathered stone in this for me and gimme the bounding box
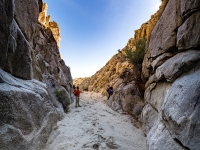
[142,55,152,80]
[31,23,74,103]
[107,82,145,120]
[133,0,169,80]
[38,3,61,48]
[145,82,171,112]
[155,50,200,82]
[38,3,49,27]
[151,53,173,71]
[177,11,200,50]
[145,74,157,88]
[0,1,33,80]
[142,0,182,80]
[162,67,200,149]
[14,0,39,45]
[180,0,200,20]
[141,104,158,134]
[49,21,61,48]
[148,0,182,58]
[5,20,33,80]
[147,122,185,150]
[0,0,14,69]
[0,69,61,150]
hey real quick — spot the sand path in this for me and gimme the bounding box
[44,92,147,150]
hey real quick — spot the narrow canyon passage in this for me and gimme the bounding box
[44,92,147,150]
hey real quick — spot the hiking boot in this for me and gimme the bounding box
[78,105,81,107]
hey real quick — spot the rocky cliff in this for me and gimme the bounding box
[141,0,200,149]
[0,0,73,149]
[38,3,61,48]
[73,0,166,121]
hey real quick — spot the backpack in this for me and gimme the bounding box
[110,89,113,95]
[74,90,80,96]
[107,88,113,95]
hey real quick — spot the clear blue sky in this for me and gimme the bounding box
[43,0,161,79]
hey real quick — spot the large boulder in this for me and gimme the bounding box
[177,11,200,50]
[162,67,200,149]
[0,0,14,69]
[147,121,184,150]
[0,69,61,150]
[107,81,145,121]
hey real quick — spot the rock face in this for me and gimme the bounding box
[0,69,62,150]
[141,0,200,149]
[38,3,61,48]
[0,0,73,149]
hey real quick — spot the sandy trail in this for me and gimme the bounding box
[44,92,147,150]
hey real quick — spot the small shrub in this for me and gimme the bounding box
[124,38,146,65]
[55,89,70,112]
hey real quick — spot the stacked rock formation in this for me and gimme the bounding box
[0,0,73,149]
[38,3,61,48]
[141,0,200,149]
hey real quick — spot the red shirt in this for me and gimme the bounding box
[74,89,80,97]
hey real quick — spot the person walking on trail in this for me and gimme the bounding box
[106,87,113,100]
[74,86,81,107]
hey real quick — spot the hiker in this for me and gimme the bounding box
[106,87,113,100]
[74,86,81,107]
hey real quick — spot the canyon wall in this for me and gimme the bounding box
[0,0,73,149]
[141,0,200,149]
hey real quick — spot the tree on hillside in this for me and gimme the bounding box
[124,38,146,65]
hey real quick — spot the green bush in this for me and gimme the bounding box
[124,38,146,65]
[55,89,70,112]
